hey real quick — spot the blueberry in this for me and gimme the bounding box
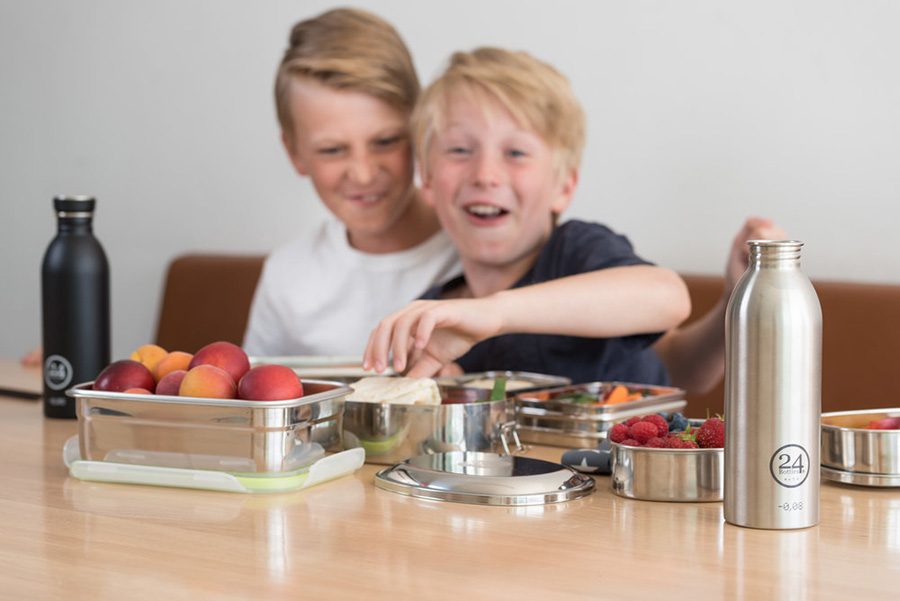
[668,412,690,432]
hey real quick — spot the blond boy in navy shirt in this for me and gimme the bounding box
[364,47,691,383]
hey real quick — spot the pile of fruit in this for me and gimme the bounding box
[91,341,304,401]
[608,412,724,449]
[866,416,900,430]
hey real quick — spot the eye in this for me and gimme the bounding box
[373,135,403,149]
[447,145,471,156]
[506,148,527,159]
[316,145,345,156]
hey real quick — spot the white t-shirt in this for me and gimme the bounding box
[243,218,461,357]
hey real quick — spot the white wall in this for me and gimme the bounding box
[2,0,898,360]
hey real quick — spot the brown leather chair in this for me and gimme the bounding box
[681,274,900,416]
[154,254,265,353]
[152,255,900,416]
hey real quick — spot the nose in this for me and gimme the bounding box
[472,151,502,188]
[347,151,377,185]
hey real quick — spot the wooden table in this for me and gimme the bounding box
[0,362,898,600]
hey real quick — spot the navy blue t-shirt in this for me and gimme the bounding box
[420,220,670,385]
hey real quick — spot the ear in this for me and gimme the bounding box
[282,131,309,177]
[550,167,578,215]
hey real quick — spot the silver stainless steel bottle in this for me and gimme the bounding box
[724,240,821,529]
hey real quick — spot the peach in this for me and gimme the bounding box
[155,369,188,396]
[124,387,152,395]
[238,365,304,401]
[129,344,168,374]
[179,365,237,399]
[94,360,155,393]
[154,350,193,381]
[188,341,250,384]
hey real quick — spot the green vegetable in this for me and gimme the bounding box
[488,377,507,402]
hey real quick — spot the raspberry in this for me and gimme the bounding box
[645,437,666,448]
[630,421,659,444]
[608,423,629,444]
[696,417,725,448]
[620,439,640,447]
[641,414,669,438]
[625,416,642,427]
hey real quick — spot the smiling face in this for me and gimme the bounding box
[283,77,419,252]
[421,92,577,288]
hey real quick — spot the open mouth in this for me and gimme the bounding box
[349,192,384,204]
[465,203,508,220]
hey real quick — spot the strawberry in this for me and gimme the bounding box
[696,417,725,449]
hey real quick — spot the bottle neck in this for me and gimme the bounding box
[748,240,803,269]
[56,214,94,234]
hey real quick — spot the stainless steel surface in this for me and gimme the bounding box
[513,382,687,448]
[725,240,822,529]
[343,398,515,465]
[374,451,596,505]
[611,442,723,502]
[821,408,900,475]
[820,465,900,488]
[68,379,350,473]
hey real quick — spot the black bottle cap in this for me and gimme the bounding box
[54,195,96,213]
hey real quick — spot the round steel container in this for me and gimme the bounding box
[821,408,900,476]
[343,396,517,465]
[611,442,723,502]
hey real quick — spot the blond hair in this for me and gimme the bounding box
[274,8,419,140]
[412,47,585,181]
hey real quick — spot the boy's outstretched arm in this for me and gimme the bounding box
[363,264,690,378]
[653,217,787,394]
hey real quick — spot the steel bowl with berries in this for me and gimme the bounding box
[608,412,725,502]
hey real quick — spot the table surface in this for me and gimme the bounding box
[1,362,898,600]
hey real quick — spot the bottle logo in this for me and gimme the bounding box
[44,354,74,391]
[769,444,811,488]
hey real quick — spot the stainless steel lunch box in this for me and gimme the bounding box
[611,442,724,502]
[68,379,350,473]
[513,382,687,448]
[342,396,519,465]
[821,408,900,486]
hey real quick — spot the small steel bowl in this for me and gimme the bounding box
[343,394,518,465]
[610,442,723,502]
[821,408,900,476]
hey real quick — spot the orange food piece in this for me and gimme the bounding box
[603,385,643,404]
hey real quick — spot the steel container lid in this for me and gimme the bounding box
[374,451,595,506]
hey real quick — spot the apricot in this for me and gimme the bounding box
[124,387,152,394]
[155,369,188,396]
[129,344,168,374]
[154,350,193,381]
[238,365,304,401]
[188,341,250,384]
[94,360,156,393]
[179,365,237,399]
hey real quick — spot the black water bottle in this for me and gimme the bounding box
[41,195,110,418]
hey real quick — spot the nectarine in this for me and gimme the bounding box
[188,341,250,384]
[94,360,155,393]
[155,369,188,396]
[238,365,304,401]
[179,365,237,399]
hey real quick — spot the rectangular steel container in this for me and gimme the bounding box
[68,379,350,473]
[513,381,687,448]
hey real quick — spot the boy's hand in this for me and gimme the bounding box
[725,217,787,294]
[363,299,504,378]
